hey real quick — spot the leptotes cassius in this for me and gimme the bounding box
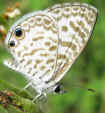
[4,2,97,100]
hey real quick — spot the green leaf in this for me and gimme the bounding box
[0,80,42,113]
[0,16,7,25]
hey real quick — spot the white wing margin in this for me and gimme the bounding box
[44,3,98,85]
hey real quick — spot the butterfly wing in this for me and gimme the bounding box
[4,12,59,84]
[20,13,60,84]
[26,13,59,82]
[44,3,97,85]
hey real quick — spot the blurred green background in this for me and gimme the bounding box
[0,0,105,113]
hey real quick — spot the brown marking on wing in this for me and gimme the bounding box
[40,53,49,57]
[23,48,45,57]
[40,65,46,70]
[45,41,51,46]
[32,36,44,41]
[46,59,55,64]
[62,25,68,32]
[69,21,86,42]
[49,46,57,51]
[36,59,43,64]
[77,20,89,34]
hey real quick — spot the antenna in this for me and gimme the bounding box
[61,82,96,93]
[69,83,96,93]
[76,85,96,93]
[55,82,96,95]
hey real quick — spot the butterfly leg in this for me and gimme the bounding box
[21,76,37,91]
[32,92,47,102]
[32,92,42,102]
[38,93,47,103]
[3,58,20,72]
[22,82,32,91]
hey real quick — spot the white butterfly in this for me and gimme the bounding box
[4,2,97,100]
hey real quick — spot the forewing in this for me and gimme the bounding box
[45,3,97,84]
[21,13,59,82]
[6,12,59,82]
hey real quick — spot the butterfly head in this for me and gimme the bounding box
[5,22,26,59]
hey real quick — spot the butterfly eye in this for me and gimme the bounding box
[15,27,24,39]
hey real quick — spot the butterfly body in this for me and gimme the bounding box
[4,3,97,98]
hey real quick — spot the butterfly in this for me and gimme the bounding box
[3,2,97,101]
